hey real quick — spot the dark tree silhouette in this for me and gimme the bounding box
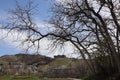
[1,0,120,79]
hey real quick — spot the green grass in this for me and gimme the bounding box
[0,75,71,80]
[48,58,73,66]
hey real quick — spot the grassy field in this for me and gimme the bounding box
[0,75,71,80]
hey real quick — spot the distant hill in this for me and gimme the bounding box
[0,54,52,65]
[0,54,87,78]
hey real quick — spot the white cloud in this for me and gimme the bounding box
[55,0,72,6]
[0,29,27,49]
[35,21,55,34]
[0,22,79,58]
[56,0,70,3]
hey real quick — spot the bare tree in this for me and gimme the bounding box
[1,0,120,79]
[49,0,120,75]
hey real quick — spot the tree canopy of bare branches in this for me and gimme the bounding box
[1,0,120,79]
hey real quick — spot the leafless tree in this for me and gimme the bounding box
[49,0,120,75]
[1,0,120,78]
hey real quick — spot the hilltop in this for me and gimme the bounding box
[0,54,87,78]
[0,54,52,65]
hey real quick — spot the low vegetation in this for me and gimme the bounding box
[0,75,71,80]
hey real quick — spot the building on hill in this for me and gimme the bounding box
[54,55,66,59]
